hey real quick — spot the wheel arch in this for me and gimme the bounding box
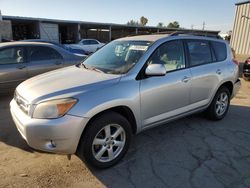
[218,81,233,97]
[76,105,138,155]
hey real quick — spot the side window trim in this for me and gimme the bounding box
[209,41,217,62]
[183,40,191,68]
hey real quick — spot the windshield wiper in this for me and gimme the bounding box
[81,63,88,69]
[90,67,104,73]
[81,63,104,73]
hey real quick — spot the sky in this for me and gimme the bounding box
[0,0,244,33]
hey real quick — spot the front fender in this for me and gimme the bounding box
[68,79,142,133]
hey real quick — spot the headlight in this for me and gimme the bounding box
[32,98,77,119]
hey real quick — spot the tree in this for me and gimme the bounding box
[127,20,140,26]
[157,22,164,28]
[167,21,180,29]
[140,16,148,26]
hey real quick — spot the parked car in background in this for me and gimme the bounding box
[243,57,250,81]
[22,39,90,56]
[0,41,86,94]
[68,39,105,53]
[10,34,240,168]
[64,45,91,56]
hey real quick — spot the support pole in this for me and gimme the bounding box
[109,26,112,41]
[135,28,138,35]
[77,24,81,42]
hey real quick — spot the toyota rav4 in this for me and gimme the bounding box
[10,33,241,168]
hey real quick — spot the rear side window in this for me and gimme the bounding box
[90,40,99,45]
[187,40,212,66]
[0,47,25,65]
[211,41,227,61]
[29,46,62,62]
[82,40,91,45]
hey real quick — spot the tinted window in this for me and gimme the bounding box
[148,40,185,72]
[211,41,227,61]
[83,40,151,74]
[0,47,25,65]
[82,40,91,45]
[29,46,62,62]
[187,40,212,66]
[90,40,99,45]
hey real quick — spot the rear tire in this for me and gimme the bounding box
[206,87,230,121]
[243,74,250,81]
[78,111,132,169]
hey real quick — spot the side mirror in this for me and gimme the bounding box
[145,64,166,76]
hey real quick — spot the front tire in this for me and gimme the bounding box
[78,111,132,168]
[206,87,230,121]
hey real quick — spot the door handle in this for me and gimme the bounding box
[216,69,222,75]
[182,76,191,83]
[16,65,26,69]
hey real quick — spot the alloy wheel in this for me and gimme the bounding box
[215,92,229,116]
[92,124,126,162]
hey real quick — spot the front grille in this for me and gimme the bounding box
[14,91,29,115]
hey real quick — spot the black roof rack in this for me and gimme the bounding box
[168,31,222,39]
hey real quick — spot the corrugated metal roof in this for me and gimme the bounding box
[2,15,220,34]
[235,1,250,6]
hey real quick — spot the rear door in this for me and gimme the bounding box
[185,39,226,108]
[27,46,64,78]
[0,46,28,93]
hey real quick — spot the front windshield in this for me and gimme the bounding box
[82,40,151,74]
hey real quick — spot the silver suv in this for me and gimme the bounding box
[10,34,241,168]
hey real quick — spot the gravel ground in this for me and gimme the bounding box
[0,79,250,188]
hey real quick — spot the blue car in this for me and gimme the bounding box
[21,39,90,56]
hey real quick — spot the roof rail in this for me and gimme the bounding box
[169,31,222,39]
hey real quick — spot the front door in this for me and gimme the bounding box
[140,40,192,127]
[27,46,63,78]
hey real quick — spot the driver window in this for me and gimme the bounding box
[148,40,185,72]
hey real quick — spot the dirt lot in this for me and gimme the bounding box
[1,79,250,188]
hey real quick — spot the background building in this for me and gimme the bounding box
[231,1,250,61]
[0,14,219,44]
[0,11,12,41]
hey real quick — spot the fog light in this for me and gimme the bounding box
[50,140,56,148]
[46,140,56,149]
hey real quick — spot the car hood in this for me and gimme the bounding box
[16,66,121,103]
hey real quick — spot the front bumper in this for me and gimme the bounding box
[10,99,88,154]
[232,79,241,99]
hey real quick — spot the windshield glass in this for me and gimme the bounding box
[82,40,151,74]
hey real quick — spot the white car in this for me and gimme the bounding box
[69,39,105,53]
